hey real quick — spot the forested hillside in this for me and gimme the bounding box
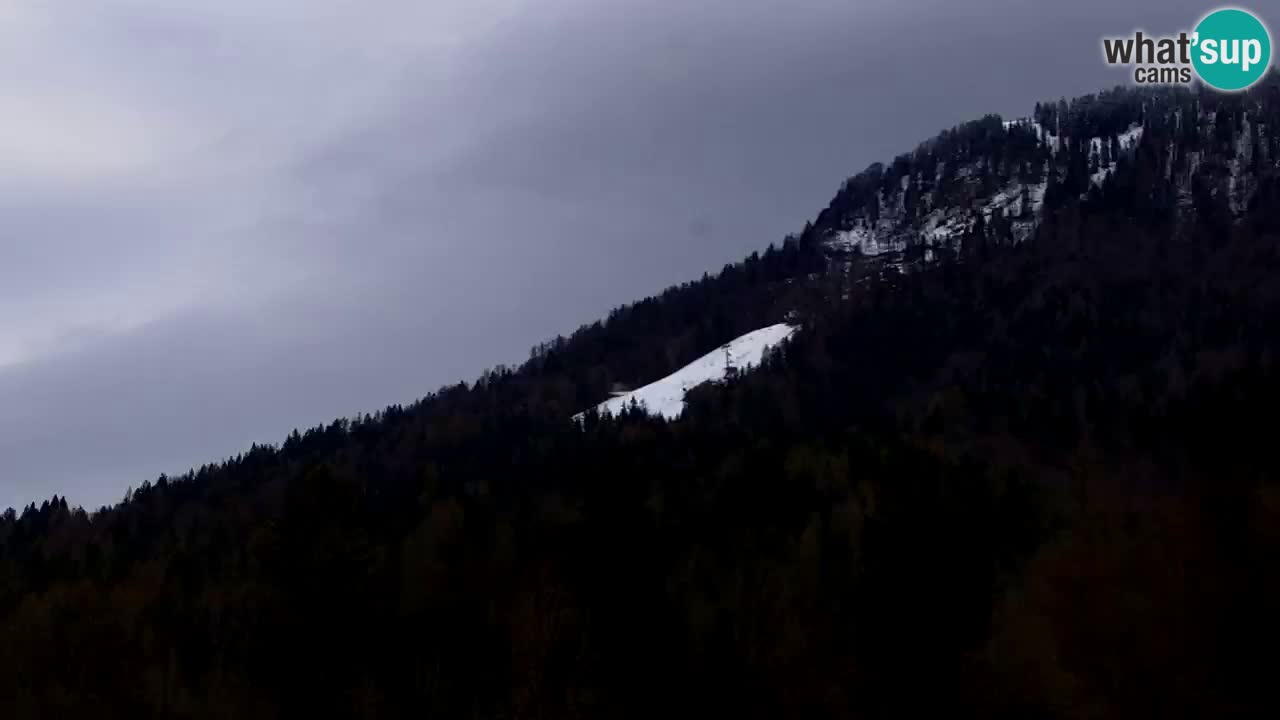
[4,76,1280,718]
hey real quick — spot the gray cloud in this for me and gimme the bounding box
[0,0,1217,510]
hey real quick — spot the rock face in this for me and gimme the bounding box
[811,85,1279,273]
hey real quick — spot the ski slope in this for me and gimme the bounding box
[575,323,798,420]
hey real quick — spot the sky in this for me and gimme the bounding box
[0,0,1225,511]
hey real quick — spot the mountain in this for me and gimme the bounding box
[3,76,1280,718]
[814,85,1275,272]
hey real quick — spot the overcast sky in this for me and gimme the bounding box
[0,0,1223,511]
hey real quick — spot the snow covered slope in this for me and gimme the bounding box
[576,323,798,420]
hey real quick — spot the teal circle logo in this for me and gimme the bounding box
[1192,8,1272,91]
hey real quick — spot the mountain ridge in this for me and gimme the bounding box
[3,76,1280,717]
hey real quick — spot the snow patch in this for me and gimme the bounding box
[1089,124,1145,188]
[832,223,900,257]
[575,324,798,421]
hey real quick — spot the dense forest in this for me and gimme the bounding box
[3,76,1280,717]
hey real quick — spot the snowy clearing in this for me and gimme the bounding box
[575,323,798,420]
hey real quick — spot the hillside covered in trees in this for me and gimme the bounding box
[4,76,1280,717]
